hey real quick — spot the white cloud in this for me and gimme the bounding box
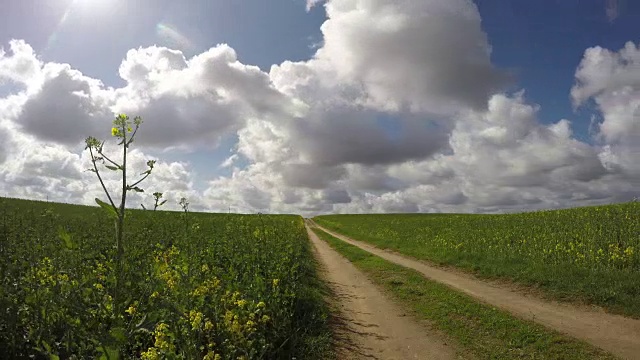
[1,3,639,216]
[197,1,638,215]
[113,44,303,150]
[0,105,201,210]
[0,40,41,86]
[572,41,640,180]
[571,41,640,144]
[16,63,114,145]
[312,0,510,114]
[306,0,325,12]
[323,93,617,214]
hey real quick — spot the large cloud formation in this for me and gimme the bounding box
[571,41,640,182]
[312,0,511,113]
[0,0,638,215]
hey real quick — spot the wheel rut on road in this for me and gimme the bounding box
[306,225,460,360]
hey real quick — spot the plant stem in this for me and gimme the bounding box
[89,147,118,212]
[115,124,128,315]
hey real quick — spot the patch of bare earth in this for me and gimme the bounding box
[306,226,461,360]
[312,221,640,360]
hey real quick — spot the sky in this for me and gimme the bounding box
[0,0,639,215]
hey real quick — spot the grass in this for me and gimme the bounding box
[0,197,333,359]
[313,202,640,318]
[311,226,617,359]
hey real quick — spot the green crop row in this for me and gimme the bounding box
[314,201,640,317]
[0,197,332,359]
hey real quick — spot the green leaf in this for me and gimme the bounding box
[95,198,118,219]
[128,186,144,193]
[42,341,52,353]
[57,227,75,250]
[109,327,127,343]
[98,345,120,360]
[159,200,167,206]
[105,165,120,171]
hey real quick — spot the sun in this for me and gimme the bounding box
[71,0,112,10]
[66,0,116,18]
[74,0,107,4]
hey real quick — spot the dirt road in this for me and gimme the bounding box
[311,221,640,360]
[306,225,460,360]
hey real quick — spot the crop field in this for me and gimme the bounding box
[314,202,640,317]
[310,227,616,360]
[0,197,332,359]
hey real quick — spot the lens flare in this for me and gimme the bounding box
[45,5,72,51]
[45,0,112,52]
[156,23,194,52]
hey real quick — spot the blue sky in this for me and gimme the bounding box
[0,0,638,213]
[0,0,325,185]
[4,0,634,140]
[1,0,324,81]
[476,0,639,140]
[2,0,635,125]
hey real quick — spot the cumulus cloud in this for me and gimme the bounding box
[287,108,450,167]
[204,1,637,215]
[322,93,618,215]
[450,93,607,188]
[114,44,302,149]
[1,1,639,216]
[572,42,640,143]
[572,41,640,180]
[0,40,41,86]
[306,0,325,12]
[0,131,201,210]
[312,0,510,113]
[0,121,86,203]
[1,41,300,150]
[15,63,113,145]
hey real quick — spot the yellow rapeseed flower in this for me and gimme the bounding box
[624,246,634,257]
[111,127,119,137]
[189,310,204,330]
[203,352,222,360]
[153,323,175,352]
[141,348,160,360]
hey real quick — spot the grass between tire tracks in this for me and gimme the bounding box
[311,226,617,360]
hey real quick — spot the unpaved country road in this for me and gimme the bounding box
[306,225,460,360]
[311,221,640,360]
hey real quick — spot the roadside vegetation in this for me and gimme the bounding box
[314,202,640,317]
[311,226,616,359]
[0,197,333,359]
[0,114,333,359]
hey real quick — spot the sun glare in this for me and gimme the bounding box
[71,0,112,12]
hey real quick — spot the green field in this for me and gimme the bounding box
[314,202,640,317]
[0,197,333,359]
[311,227,615,359]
